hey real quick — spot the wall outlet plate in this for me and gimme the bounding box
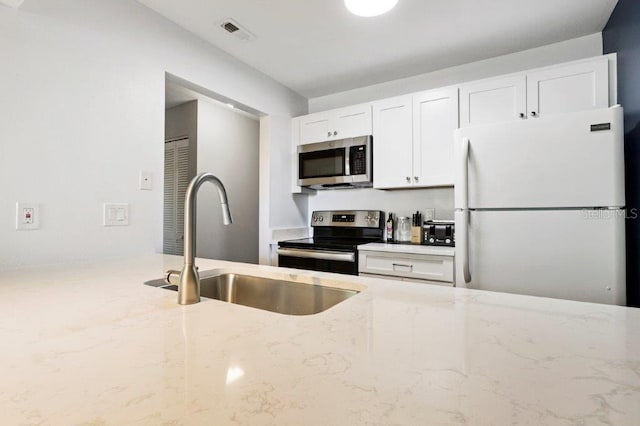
[16,202,40,230]
[139,171,153,190]
[423,208,436,222]
[104,203,129,226]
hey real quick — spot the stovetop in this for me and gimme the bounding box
[278,210,385,252]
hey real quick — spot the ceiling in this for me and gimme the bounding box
[138,0,618,99]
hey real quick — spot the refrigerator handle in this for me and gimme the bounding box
[460,210,471,284]
[459,137,469,210]
[459,137,471,284]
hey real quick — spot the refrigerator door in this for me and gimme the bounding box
[454,106,625,209]
[454,209,626,305]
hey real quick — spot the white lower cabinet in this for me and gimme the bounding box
[359,247,455,286]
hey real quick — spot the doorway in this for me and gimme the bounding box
[164,77,260,263]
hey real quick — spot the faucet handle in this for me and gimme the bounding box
[165,270,181,286]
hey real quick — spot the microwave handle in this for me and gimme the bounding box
[344,146,350,176]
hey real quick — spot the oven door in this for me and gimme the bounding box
[277,247,358,275]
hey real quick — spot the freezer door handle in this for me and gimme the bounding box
[458,137,471,284]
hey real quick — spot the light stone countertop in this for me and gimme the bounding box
[1,254,639,425]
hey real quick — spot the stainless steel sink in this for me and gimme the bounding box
[144,272,359,315]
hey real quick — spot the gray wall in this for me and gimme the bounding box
[196,100,260,264]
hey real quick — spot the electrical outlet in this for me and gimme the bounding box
[16,203,40,230]
[423,208,436,222]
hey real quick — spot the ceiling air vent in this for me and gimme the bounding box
[219,18,255,41]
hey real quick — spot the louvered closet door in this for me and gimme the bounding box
[163,138,190,255]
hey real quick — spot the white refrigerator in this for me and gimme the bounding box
[454,106,626,305]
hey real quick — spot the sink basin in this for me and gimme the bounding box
[144,271,360,315]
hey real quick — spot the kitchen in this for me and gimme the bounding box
[1,0,640,424]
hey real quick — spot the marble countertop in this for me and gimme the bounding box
[1,254,639,425]
[359,242,456,256]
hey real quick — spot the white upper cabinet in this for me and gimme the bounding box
[373,88,459,189]
[372,95,413,189]
[299,103,372,144]
[413,87,459,187]
[298,112,331,144]
[293,55,615,193]
[460,75,527,127]
[460,57,610,127]
[526,58,609,118]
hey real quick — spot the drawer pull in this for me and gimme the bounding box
[392,263,413,271]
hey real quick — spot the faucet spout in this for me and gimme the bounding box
[177,172,232,305]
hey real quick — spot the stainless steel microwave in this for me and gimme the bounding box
[297,136,372,190]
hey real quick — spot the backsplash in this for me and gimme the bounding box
[306,187,454,221]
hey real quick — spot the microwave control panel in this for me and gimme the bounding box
[349,146,367,175]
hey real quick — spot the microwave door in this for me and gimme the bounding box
[298,147,350,186]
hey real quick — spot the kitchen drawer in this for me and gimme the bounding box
[359,250,454,283]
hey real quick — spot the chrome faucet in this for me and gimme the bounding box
[166,172,233,305]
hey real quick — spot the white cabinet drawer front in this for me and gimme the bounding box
[359,251,454,282]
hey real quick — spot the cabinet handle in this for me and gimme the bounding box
[406,176,411,183]
[519,113,525,118]
[414,176,419,182]
[531,111,537,117]
[327,132,331,137]
[392,263,413,271]
[333,131,338,136]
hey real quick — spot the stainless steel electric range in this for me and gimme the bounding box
[277,210,384,275]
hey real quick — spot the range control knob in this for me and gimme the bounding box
[319,216,324,222]
[429,238,435,243]
[445,238,451,244]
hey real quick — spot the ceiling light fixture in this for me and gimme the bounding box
[344,0,398,17]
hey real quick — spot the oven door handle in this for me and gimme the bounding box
[277,248,356,263]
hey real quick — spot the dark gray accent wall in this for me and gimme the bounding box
[603,0,640,307]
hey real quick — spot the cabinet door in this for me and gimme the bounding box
[413,87,459,187]
[330,103,372,140]
[527,58,609,118]
[299,111,331,144]
[460,75,526,127]
[372,95,413,189]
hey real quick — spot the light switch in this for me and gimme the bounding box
[104,203,129,226]
[139,171,153,190]
[16,202,40,230]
